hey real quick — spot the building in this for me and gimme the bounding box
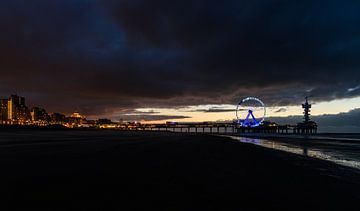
[50,113,67,124]
[97,118,117,128]
[67,112,86,127]
[97,119,112,125]
[7,95,30,123]
[0,99,8,124]
[30,107,49,123]
[70,112,84,119]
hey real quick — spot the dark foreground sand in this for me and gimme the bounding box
[0,130,359,210]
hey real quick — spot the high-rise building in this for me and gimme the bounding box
[0,99,8,123]
[7,95,30,123]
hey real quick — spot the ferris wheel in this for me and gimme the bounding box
[236,97,266,127]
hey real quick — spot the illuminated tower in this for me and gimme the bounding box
[7,97,15,120]
[302,96,311,123]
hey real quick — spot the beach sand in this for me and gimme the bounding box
[0,130,359,210]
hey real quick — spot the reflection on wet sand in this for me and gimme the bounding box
[225,136,360,170]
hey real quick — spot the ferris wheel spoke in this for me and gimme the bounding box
[244,112,251,126]
[250,112,258,124]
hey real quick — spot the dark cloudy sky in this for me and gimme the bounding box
[0,0,360,126]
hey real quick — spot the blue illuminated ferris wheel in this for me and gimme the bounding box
[236,97,266,127]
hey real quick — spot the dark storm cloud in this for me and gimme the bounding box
[1,0,360,118]
[190,107,236,113]
[101,0,360,103]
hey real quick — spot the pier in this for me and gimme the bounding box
[106,122,317,135]
[113,122,236,134]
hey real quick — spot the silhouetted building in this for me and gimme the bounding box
[295,96,317,134]
[302,96,311,123]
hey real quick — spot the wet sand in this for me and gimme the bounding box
[0,130,359,210]
[231,133,360,168]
